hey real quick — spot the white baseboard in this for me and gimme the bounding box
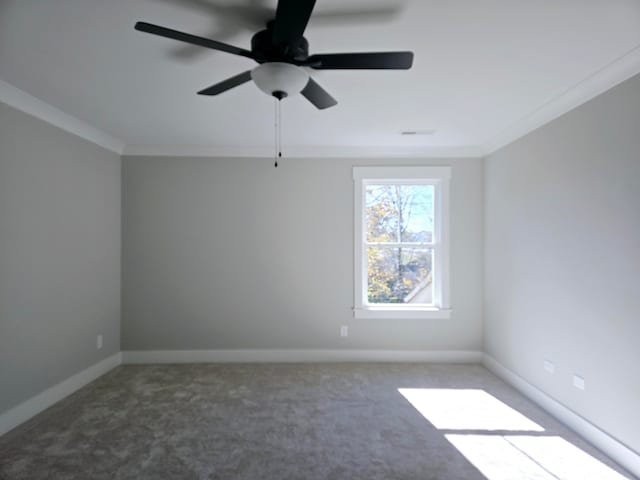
[0,353,122,437]
[483,354,640,478]
[122,349,483,364]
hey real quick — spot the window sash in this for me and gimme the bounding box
[360,247,443,306]
[364,245,438,307]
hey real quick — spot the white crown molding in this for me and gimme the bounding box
[483,354,640,478]
[5,44,639,160]
[122,144,485,159]
[0,79,125,154]
[485,43,640,155]
[122,349,483,364]
[0,353,122,437]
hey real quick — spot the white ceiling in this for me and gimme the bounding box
[1,0,640,156]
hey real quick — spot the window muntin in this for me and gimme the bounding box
[354,167,450,319]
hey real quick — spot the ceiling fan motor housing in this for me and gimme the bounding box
[251,26,309,64]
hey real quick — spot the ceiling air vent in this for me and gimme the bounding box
[401,130,436,136]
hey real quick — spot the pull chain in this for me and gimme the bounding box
[274,97,282,168]
[278,98,282,162]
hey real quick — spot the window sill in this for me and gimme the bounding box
[353,307,452,320]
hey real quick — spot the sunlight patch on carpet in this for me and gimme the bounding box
[399,388,630,480]
[398,388,544,431]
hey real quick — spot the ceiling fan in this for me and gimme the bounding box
[135,0,414,110]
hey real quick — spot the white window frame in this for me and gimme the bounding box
[353,166,451,319]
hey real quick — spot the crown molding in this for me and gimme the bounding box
[485,43,640,155]
[122,144,485,159]
[0,79,125,154]
[7,39,639,160]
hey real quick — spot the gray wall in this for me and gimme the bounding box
[0,102,121,414]
[484,74,640,454]
[122,156,483,351]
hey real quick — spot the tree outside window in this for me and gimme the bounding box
[365,185,434,305]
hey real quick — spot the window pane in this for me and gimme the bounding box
[367,247,433,304]
[365,185,434,243]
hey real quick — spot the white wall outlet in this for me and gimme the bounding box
[340,325,348,337]
[573,374,585,390]
[97,334,103,350]
[543,359,555,374]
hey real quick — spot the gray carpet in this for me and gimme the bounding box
[0,363,634,480]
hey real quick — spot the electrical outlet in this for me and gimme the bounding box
[543,360,555,374]
[573,374,585,391]
[97,334,103,350]
[340,326,348,337]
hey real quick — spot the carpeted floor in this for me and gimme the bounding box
[0,363,635,480]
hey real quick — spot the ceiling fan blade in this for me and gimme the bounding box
[272,0,316,46]
[197,71,253,96]
[301,78,337,110]
[135,22,255,60]
[306,51,414,70]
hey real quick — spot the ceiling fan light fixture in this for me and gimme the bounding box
[136,0,414,109]
[251,62,309,99]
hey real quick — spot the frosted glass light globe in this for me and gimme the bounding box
[251,62,309,98]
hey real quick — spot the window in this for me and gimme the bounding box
[353,166,451,319]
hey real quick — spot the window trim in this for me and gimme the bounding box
[353,166,451,320]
